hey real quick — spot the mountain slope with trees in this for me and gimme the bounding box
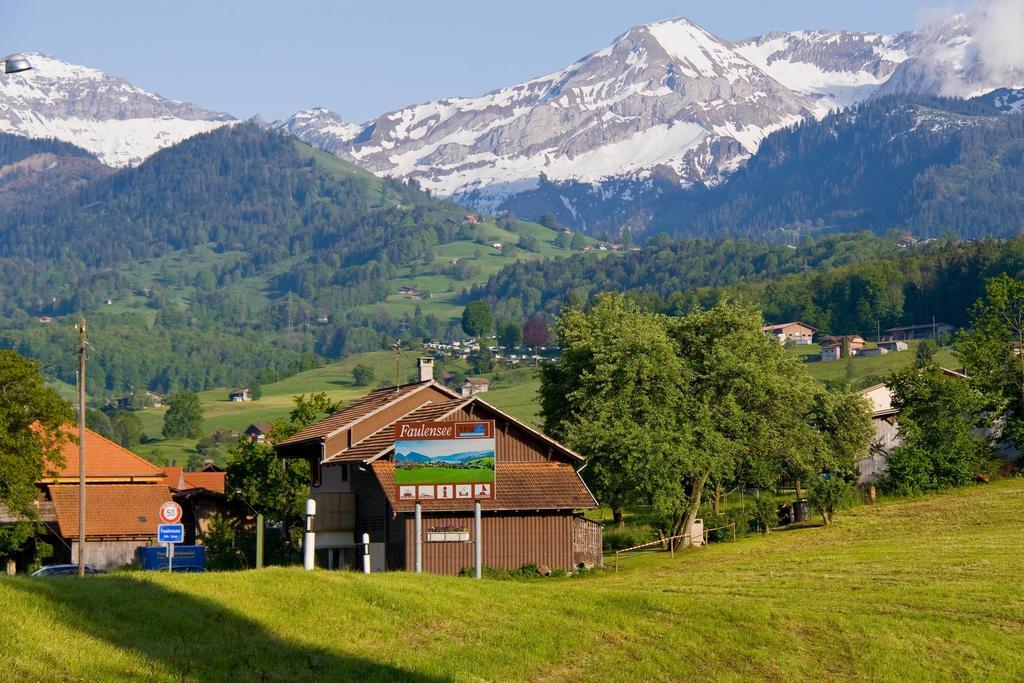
[0,126,586,396]
[502,95,1024,238]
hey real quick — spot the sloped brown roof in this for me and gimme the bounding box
[49,484,171,539]
[182,471,226,493]
[372,460,596,512]
[325,398,471,464]
[278,382,456,446]
[160,467,225,493]
[44,427,165,482]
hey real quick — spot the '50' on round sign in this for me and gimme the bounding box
[159,501,183,524]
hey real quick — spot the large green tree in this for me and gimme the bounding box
[162,392,203,439]
[461,300,493,338]
[497,320,523,350]
[957,274,1024,448]
[0,350,73,558]
[542,297,871,541]
[540,294,684,527]
[662,302,829,542]
[884,363,995,494]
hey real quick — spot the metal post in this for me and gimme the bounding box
[167,543,174,573]
[303,498,316,571]
[362,532,371,574]
[255,513,264,569]
[76,320,87,578]
[414,502,422,573]
[474,501,482,580]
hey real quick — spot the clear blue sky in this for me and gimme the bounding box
[5,1,963,123]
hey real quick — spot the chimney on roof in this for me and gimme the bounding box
[417,357,434,383]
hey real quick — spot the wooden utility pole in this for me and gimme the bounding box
[393,339,402,390]
[76,319,87,577]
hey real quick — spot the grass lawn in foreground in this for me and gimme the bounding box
[2,480,1022,681]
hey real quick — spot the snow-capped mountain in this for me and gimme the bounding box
[735,31,912,109]
[275,9,1024,214]
[276,18,823,206]
[878,12,1024,99]
[0,53,235,167]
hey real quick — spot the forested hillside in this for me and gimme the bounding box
[471,233,1024,335]
[502,95,1024,238]
[0,126,585,396]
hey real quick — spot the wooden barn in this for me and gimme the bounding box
[275,358,601,574]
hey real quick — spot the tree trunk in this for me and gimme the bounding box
[821,510,832,526]
[712,483,722,514]
[680,469,711,548]
[794,478,804,500]
[612,506,624,529]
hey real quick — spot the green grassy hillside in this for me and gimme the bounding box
[3,480,1021,681]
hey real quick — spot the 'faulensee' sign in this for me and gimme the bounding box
[394,420,495,502]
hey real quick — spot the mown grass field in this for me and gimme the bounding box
[2,480,1022,681]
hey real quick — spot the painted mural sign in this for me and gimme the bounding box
[394,420,495,501]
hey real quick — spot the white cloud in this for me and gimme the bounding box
[970,0,1024,82]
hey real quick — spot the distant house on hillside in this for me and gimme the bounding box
[244,423,273,443]
[229,388,252,402]
[113,391,164,411]
[463,214,479,224]
[883,323,954,341]
[819,335,866,361]
[762,321,816,345]
[460,377,490,397]
[877,340,909,353]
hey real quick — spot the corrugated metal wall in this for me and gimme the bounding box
[403,511,575,574]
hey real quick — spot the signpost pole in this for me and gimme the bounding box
[474,500,482,580]
[167,542,174,573]
[414,502,422,574]
[256,513,264,570]
[362,532,371,574]
[303,498,316,571]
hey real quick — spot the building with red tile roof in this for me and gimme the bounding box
[2,426,175,572]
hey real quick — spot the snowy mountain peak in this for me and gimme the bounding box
[273,17,819,206]
[0,53,234,166]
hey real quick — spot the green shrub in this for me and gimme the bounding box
[808,475,853,526]
[752,497,775,534]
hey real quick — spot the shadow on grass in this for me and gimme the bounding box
[9,575,444,682]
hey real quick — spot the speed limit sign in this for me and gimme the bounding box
[159,501,183,524]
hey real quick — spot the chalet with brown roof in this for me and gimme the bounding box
[819,335,867,362]
[244,422,273,443]
[276,358,600,574]
[761,321,816,345]
[459,377,490,397]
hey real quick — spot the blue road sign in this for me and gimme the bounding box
[158,523,184,544]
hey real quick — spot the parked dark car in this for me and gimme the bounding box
[30,564,106,577]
